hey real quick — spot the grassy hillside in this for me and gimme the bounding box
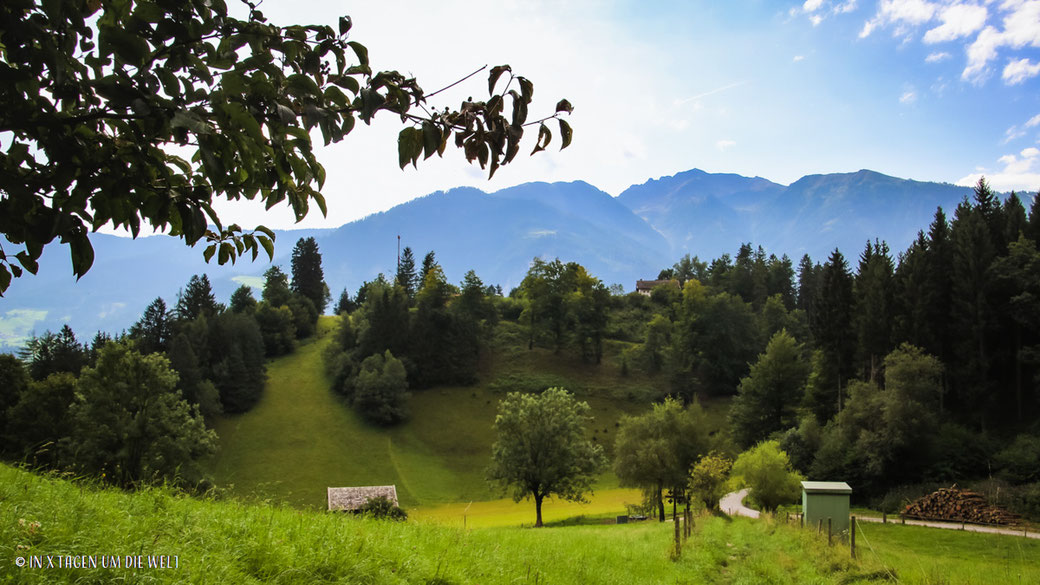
[204,318,698,513]
[2,463,905,585]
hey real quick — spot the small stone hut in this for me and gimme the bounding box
[801,481,852,534]
[327,485,399,512]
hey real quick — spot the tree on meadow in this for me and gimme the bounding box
[66,342,216,487]
[729,440,804,512]
[291,237,330,314]
[353,350,410,425]
[614,398,710,521]
[487,388,606,527]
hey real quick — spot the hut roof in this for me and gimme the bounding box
[327,485,399,511]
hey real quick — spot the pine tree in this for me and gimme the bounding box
[420,251,437,284]
[729,329,809,448]
[1026,191,1040,242]
[128,297,171,354]
[334,288,355,315]
[290,237,330,313]
[395,246,418,299]
[175,274,219,321]
[262,266,292,307]
[810,249,855,411]
[229,285,257,314]
[854,240,894,381]
[950,200,996,422]
[1004,192,1028,243]
[796,254,819,315]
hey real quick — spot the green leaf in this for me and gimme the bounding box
[258,235,275,259]
[69,235,95,279]
[203,244,216,263]
[398,127,423,169]
[133,1,164,23]
[339,16,352,36]
[488,65,511,95]
[0,265,10,295]
[347,41,369,66]
[422,121,441,160]
[331,75,361,94]
[531,123,551,155]
[555,99,573,114]
[558,119,572,150]
[101,26,150,66]
[518,77,534,103]
[277,104,297,124]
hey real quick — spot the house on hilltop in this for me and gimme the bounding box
[635,279,680,296]
[327,485,399,512]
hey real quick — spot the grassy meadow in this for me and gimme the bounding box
[204,317,698,512]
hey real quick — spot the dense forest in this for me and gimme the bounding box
[2,180,1038,518]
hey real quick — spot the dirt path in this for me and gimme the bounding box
[720,490,1038,539]
[720,488,759,518]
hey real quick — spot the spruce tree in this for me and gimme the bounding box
[396,246,418,299]
[853,240,894,381]
[229,285,258,314]
[175,274,219,321]
[810,249,855,411]
[420,251,437,284]
[335,288,355,315]
[290,237,330,313]
[128,297,171,354]
[262,266,292,307]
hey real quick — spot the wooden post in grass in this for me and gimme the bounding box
[882,511,887,524]
[851,516,856,559]
[828,517,832,545]
[818,519,823,535]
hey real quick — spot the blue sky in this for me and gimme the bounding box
[211,0,1040,230]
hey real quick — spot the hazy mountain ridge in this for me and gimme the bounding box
[0,169,986,349]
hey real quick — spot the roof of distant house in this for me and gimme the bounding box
[635,279,680,290]
[327,485,399,511]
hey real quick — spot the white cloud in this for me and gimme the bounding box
[804,0,825,11]
[923,3,988,43]
[834,1,858,14]
[859,0,938,39]
[811,14,825,25]
[925,51,951,62]
[900,89,918,103]
[958,147,1040,191]
[1003,57,1040,83]
[961,2,1040,83]
[963,25,1004,82]
[716,139,737,151]
[793,54,806,62]
[1003,112,1040,143]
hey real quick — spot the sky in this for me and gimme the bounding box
[212,0,1040,231]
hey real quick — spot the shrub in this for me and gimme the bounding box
[730,440,804,512]
[357,496,407,521]
[995,434,1040,484]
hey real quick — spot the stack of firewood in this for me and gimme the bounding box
[903,487,1020,526]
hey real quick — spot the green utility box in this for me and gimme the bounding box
[801,481,852,534]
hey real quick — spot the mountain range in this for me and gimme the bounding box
[0,168,985,350]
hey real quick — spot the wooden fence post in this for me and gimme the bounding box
[882,511,886,524]
[828,518,832,546]
[818,519,823,535]
[851,516,856,559]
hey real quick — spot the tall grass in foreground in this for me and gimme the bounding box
[2,464,891,585]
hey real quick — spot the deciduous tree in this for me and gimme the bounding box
[0,1,571,294]
[487,388,606,527]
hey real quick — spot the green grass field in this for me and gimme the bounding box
[204,317,686,512]
[0,464,891,585]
